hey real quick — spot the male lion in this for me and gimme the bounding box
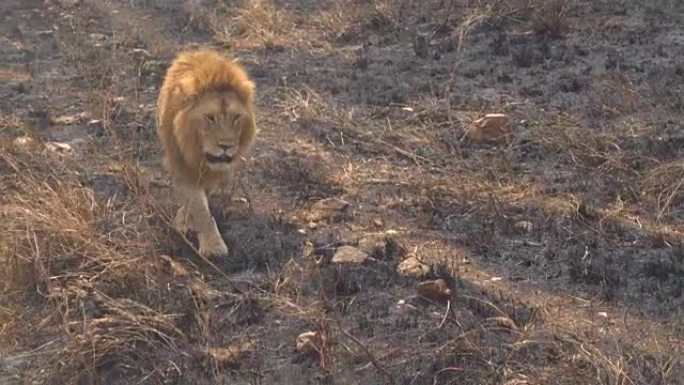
[156,49,257,257]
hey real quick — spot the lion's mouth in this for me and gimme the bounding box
[205,153,233,164]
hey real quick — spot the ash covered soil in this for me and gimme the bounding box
[0,0,682,384]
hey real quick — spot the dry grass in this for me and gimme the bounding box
[529,0,569,38]
[640,160,684,219]
[0,145,177,379]
[531,114,630,171]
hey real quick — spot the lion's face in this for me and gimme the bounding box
[187,91,250,172]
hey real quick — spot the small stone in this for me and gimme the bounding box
[307,197,349,222]
[468,113,511,143]
[296,331,322,355]
[89,33,108,42]
[514,220,534,234]
[373,218,383,227]
[332,246,369,264]
[45,141,73,154]
[50,112,90,126]
[397,257,430,278]
[417,279,451,302]
[51,114,78,125]
[13,136,33,149]
[390,298,418,315]
[428,311,443,321]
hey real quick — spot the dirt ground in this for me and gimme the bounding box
[1,0,683,384]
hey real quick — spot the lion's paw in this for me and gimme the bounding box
[198,232,229,258]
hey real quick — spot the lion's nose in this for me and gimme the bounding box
[218,144,230,151]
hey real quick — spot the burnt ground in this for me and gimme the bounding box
[1,0,683,384]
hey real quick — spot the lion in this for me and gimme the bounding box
[156,49,257,257]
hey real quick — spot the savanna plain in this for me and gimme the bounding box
[0,0,682,384]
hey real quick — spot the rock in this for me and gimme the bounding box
[51,115,77,125]
[397,257,430,278]
[295,331,322,355]
[13,136,34,149]
[514,220,534,234]
[417,279,451,302]
[307,197,349,222]
[50,112,90,125]
[331,246,369,264]
[89,33,108,42]
[202,341,254,368]
[390,298,419,315]
[44,141,73,154]
[468,113,512,143]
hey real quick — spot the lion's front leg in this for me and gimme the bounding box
[173,203,191,234]
[176,185,229,258]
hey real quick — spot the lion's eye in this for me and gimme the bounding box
[204,114,216,123]
[232,115,243,126]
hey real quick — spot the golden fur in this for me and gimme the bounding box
[156,49,257,187]
[156,49,257,257]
